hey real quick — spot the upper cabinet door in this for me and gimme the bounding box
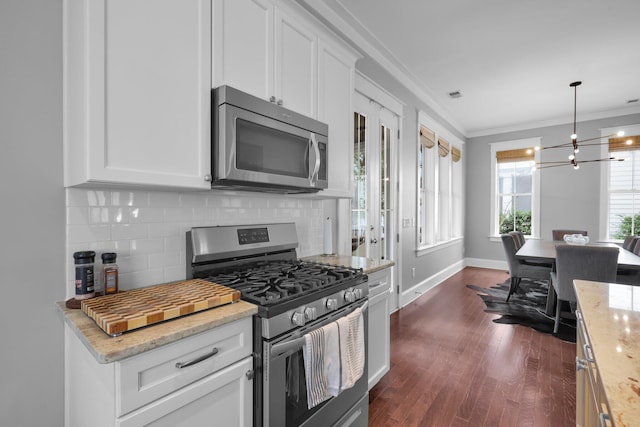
[64,0,212,189]
[212,0,274,101]
[318,39,357,198]
[213,0,317,117]
[274,8,317,118]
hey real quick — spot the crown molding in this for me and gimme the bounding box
[296,0,467,136]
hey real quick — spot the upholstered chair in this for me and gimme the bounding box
[500,234,552,302]
[550,245,618,333]
[508,231,526,249]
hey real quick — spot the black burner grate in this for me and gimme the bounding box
[204,260,362,306]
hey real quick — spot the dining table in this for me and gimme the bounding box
[515,239,640,315]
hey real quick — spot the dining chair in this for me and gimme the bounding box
[551,229,588,241]
[550,245,618,333]
[622,235,640,251]
[501,234,552,302]
[508,231,526,249]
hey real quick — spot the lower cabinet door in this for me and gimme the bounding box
[117,357,253,427]
[367,288,390,390]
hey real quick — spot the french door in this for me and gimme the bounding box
[352,92,397,264]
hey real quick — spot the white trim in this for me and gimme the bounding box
[489,137,541,238]
[464,257,508,271]
[468,105,640,138]
[296,0,466,136]
[416,237,463,257]
[354,70,404,116]
[399,260,464,308]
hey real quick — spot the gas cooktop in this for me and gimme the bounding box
[203,260,362,306]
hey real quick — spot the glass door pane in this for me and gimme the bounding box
[352,111,367,256]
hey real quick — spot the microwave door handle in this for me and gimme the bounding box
[309,133,320,185]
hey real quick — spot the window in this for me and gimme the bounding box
[417,112,464,250]
[489,138,541,238]
[601,124,640,240]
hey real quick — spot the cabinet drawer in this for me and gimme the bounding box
[368,269,391,299]
[116,317,252,416]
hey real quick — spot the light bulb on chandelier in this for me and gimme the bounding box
[533,81,632,170]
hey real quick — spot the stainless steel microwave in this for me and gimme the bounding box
[211,85,328,193]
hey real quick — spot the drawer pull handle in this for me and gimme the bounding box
[599,413,611,427]
[175,347,219,369]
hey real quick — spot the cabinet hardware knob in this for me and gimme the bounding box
[175,347,219,368]
[277,99,283,106]
[246,370,255,381]
[204,174,212,182]
[576,357,588,371]
[269,96,276,103]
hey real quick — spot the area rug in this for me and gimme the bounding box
[467,278,576,343]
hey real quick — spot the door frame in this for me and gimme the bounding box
[354,71,403,312]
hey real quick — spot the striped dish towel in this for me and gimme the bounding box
[303,321,340,408]
[337,306,365,391]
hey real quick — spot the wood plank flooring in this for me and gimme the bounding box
[368,267,576,427]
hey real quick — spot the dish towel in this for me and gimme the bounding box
[336,306,365,391]
[303,321,340,409]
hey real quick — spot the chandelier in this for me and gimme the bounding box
[533,81,631,170]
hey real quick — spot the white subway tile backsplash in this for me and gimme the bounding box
[149,191,180,208]
[130,238,164,255]
[111,223,148,240]
[65,188,325,298]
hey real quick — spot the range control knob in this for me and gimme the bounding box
[291,311,306,327]
[344,290,356,303]
[304,307,317,321]
[326,298,338,311]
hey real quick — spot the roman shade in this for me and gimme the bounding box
[419,125,435,149]
[496,148,534,163]
[609,135,640,152]
[438,137,449,157]
[452,146,461,162]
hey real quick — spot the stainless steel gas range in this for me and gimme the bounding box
[186,223,369,427]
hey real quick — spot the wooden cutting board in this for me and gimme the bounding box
[81,279,241,336]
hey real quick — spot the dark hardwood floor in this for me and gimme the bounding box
[368,267,576,427]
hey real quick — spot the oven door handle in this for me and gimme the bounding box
[269,300,368,358]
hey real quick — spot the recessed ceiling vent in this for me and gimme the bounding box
[448,90,462,99]
[628,98,639,104]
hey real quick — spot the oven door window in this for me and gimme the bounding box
[285,348,322,427]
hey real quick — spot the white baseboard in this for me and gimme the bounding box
[399,259,465,308]
[399,258,508,309]
[464,257,508,271]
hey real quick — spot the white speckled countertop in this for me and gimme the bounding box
[574,280,640,427]
[301,254,395,274]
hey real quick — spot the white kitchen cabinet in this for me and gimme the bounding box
[65,318,253,427]
[64,0,212,189]
[367,268,392,390]
[576,309,612,427]
[318,39,357,198]
[213,0,316,117]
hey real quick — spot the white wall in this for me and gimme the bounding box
[0,1,65,425]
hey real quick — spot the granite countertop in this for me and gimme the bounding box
[302,254,395,274]
[57,300,257,364]
[574,280,640,427]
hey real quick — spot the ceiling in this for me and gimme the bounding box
[299,0,640,137]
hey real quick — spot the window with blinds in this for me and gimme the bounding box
[489,138,540,238]
[417,117,463,248]
[607,135,640,238]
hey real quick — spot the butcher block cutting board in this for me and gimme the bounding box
[81,279,241,336]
